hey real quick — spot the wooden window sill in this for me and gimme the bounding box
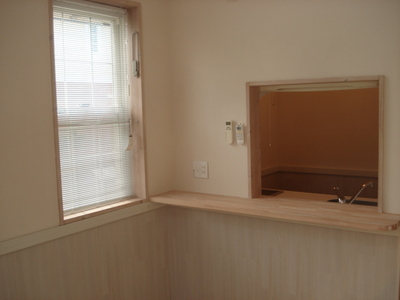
[63,198,147,224]
[150,190,400,232]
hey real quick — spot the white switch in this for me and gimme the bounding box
[193,161,208,179]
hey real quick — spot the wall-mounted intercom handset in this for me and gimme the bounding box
[236,123,244,144]
[225,120,233,144]
[132,31,140,78]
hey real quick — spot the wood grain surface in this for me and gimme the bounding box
[151,190,400,232]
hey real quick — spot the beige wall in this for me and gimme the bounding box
[260,89,379,173]
[0,0,60,241]
[169,0,400,213]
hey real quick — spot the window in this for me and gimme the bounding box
[52,0,145,222]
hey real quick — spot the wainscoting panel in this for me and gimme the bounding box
[167,207,398,300]
[0,207,169,300]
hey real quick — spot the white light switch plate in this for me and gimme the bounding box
[193,161,208,179]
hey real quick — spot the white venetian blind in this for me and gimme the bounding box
[53,0,134,215]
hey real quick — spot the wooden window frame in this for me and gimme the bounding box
[49,0,147,224]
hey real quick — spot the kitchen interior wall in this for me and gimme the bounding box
[259,88,379,197]
[259,93,280,173]
[260,88,379,173]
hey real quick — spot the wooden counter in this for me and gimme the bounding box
[150,190,400,232]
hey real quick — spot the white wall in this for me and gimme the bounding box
[0,0,174,241]
[169,0,400,213]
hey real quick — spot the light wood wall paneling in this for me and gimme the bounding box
[167,207,399,300]
[0,208,169,300]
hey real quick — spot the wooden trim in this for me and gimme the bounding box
[246,84,261,198]
[126,4,147,200]
[248,75,381,88]
[63,197,148,224]
[247,76,384,210]
[87,0,140,9]
[397,237,400,300]
[378,75,384,213]
[48,0,65,225]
